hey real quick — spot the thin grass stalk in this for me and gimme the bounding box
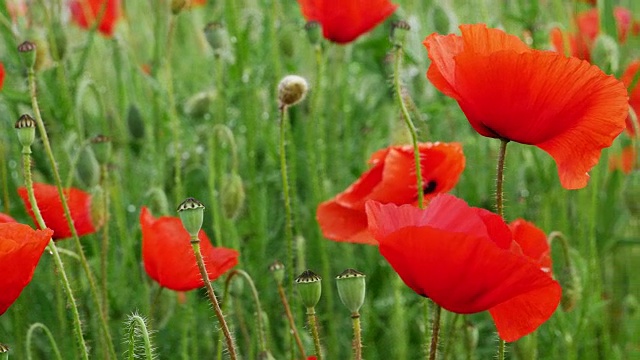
[25,323,64,360]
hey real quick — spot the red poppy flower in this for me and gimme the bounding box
[69,0,120,37]
[140,207,239,291]
[621,60,640,136]
[0,62,5,91]
[0,213,16,223]
[609,146,636,174]
[0,223,52,315]
[190,0,206,6]
[425,24,628,189]
[317,142,465,245]
[297,0,398,44]
[17,183,96,240]
[366,194,561,342]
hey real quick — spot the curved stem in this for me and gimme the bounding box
[279,106,295,292]
[495,139,509,360]
[126,314,154,360]
[224,269,269,352]
[26,323,64,360]
[307,308,322,360]
[277,284,306,358]
[190,236,238,359]
[27,67,117,359]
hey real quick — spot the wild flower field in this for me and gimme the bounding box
[0,0,639,359]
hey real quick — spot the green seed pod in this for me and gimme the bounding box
[336,269,366,314]
[295,270,322,309]
[304,21,322,46]
[220,173,245,220]
[177,197,205,238]
[17,41,37,69]
[90,185,107,230]
[390,20,411,47]
[591,34,619,74]
[91,135,112,165]
[277,75,308,108]
[268,261,285,286]
[204,22,230,57]
[184,90,216,118]
[127,105,146,140]
[76,146,100,188]
[14,114,36,154]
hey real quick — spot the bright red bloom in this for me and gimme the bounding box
[0,62,5,91]
[0,223,52,315]
[140,207,239,291]
[425,24,628,189]
[297,0,398,44]
[621,60,640,136]
[0,213,16,223]
[317,142,465,245]
[609,146,636,174]
[190,0,206,6]
[69,0,120,37]
[18,183,96,240]
[366,194,561,342]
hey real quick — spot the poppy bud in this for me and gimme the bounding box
[390,20,411,47]
[591,34,620,74]
[277,75,308,108]
[204,22,229,57]
[15,114,36,154]
[304,21,322,46]
[75,146,100,188]
[295,235,306,273]
[430,5,451,34]
[145,187,170,216]
[335,268,366,314]
[171,0,187,14]
[91,135,112,165]
[127,105,146,140]
[177,197,205,239]
[220,173,245,220]
[184,90,216,118]
[268,260,285,285]
[17,40,36,69]
[90,185,107,230]
[295,270,322,309]
[550,231,582,312]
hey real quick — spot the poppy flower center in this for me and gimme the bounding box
[423,180,438,195]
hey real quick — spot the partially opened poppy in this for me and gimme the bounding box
[366,194,561,342]
[425,24,628,189]
[297,0,398,44]
[317,142,465,245]
[621,60,640,136]
[0,213,16,223]
[18,183,96,240]
[0,223,52,315]
[69,0,120,37]
[140,207,239,291]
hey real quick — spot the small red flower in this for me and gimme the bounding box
[317,142,465,245]
[0,213,16,223]
[621,60,640,136]
[425,24,628,189]
[140,207,239,291]
[190,0,206,6]
[0,62,5,91]
[69,0,120,37]
[297,0,398,44]
[366,194,561,342]
[18,183,96,240]
[609,146,636,174]
[0,223,52,315]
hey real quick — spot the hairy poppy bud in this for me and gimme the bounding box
[220,173,245,220]
[268,260,285,286]
[304,21,322,46]
[184,90,216,118]
[15,114,36,154]
[277,75,308,108]
[75,146,100,188]
[295,270,322,309]
[336,269,366,314]
[177,197,205,239]
[145,187,170,216]
[624,171,640,215]
[17,41,36,69]
[50,21,67,60]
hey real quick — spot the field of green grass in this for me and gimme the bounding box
[0,0,639,359]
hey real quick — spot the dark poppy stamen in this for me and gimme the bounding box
[423,180,437,195]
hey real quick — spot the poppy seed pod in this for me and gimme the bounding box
[390,20,411,47]
[304,21,322,46]
[277,75,308,108]
[295,270,322,309]
[204,22,230,57]
[336,269,366,313]
[15,114,36,154]
[17,41,37,69]
[268,261,285,285]
[177,197,205,239]
[91,135,112,165]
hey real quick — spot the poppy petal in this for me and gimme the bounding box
[316,200,372,244]
[0,213,16,223]
[509,219,552,272]
[621,60,640,136]
[69,0,120,37]
[474,208,512,250]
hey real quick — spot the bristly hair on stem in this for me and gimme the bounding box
[124,312,157,360]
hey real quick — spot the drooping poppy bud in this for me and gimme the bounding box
[277,75,308,108]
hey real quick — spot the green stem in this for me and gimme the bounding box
[352,313,362,360]
[495,139,509,360]
[307,308,323,360]
[429,304,442,360]
[224,270,268,353]
[165,15,184,203]
[26,323,64,360]
[27,67,117,359]
[100,164,110,321]
[279,106,295,293]
[22,153,89,360]
[190,236,238,360]
[126,314,154,360]
[277,284,306,358]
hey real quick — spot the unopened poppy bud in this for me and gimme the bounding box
[269,260,285,285]
[591,34,620,74]
[304,21,322,46]
[336,268,366,314]
[145,187,170,215]
[127,105,145,142]
[171,0,187,14]
[430,5,451,34]
[91,135,112,165]
[221,173,245,220]
[204,22,229,57]
[90,185,107,230]
[390,20,411,47]
[559,263,581,312]
[17,40,37,69]
[75,146,100,188]
[177,197,205,239]
[15,114,36,154]
[184,90,216,118]
[295,270,322,309]
[278,75,308,108]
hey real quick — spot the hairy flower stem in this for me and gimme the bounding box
[495,139,509,360]
[307,307,323,360]
[27,67,117,359]
[224,270,269,353]
[100,165,110,321]
[22,153,89,360]
[126,314,154,360]
[26,323,64,360]
[189,236,238,360]
[277,284,306,358]
[279,106,296,295]
[428,304,442,360]
[352,313,363,360]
